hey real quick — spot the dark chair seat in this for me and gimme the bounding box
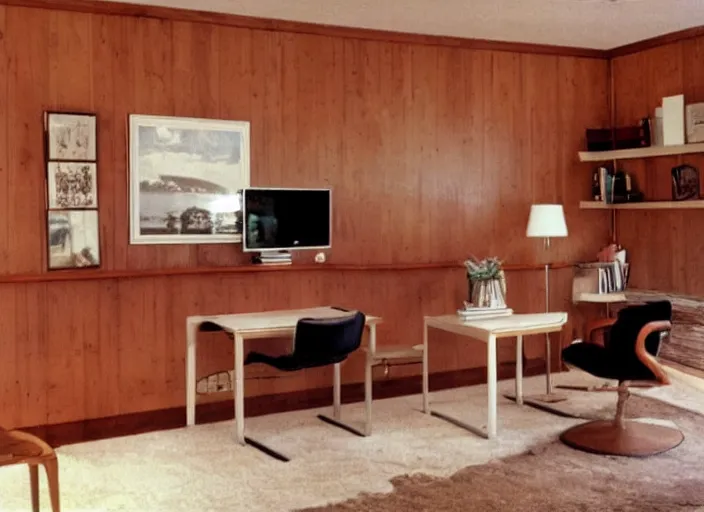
[244,351,349,372]
[562,342,657,381]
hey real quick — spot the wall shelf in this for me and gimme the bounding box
[574,292,627,304]
[580,200,704,210]
[578,142,704,162]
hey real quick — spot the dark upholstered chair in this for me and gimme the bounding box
[560,300,683,457]
[244,311,367,455]
[244,311,366,371]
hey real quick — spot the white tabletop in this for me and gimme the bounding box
[426,312,568,341]
[188,306,381,334]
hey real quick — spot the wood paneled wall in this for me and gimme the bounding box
[612,36,704,295]
[0,3,609,429]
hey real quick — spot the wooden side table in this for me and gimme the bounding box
[0,427,60,512]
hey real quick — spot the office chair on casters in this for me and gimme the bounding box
[559,300,684,457]
[245,310,367,442]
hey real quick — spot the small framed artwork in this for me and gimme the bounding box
[47,210,101,270]
[47,162,98,209]
[671,164,700,201]
[45,112,97,162]
[129,114,250,244]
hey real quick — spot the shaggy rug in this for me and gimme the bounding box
[300,395,704,511]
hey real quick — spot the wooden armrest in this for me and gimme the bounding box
[635,320,672,385]
[585,317,617,342]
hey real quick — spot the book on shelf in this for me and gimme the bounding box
[572,260,630,301]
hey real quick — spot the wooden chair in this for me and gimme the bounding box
[0,427,60,511]
[559,300,683,457]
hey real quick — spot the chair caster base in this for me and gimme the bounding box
[560,419,684,457]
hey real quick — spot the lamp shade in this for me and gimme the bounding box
[526,204,568,238]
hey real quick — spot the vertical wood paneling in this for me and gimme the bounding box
[613,35,704,297]
[6,7,50,274]
[0,4,610,428]
[15,283,47,427]
[0,284,18,425]
[557,56,610,264]
[0,7,8,272]
[92,15,118,272]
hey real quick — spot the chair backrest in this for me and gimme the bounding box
[607,300,672,362]
[290,311,366,368]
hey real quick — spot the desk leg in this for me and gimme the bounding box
[515,335,523,406]
[364,324,375,436]
[186,320,197,427]
[422,318,430,414]
[234,333,245,445]
[487,334,497,439]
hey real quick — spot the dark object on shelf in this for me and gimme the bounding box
[671,164,700,201]
[597,167,643,204]
[591,168,602,201]
[586,118,651,151]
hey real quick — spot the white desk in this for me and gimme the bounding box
[422,312,568,439]
[186,306,381,448]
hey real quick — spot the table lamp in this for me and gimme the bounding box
[526,204,568,402]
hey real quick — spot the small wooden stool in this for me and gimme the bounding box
[0,427,60,512]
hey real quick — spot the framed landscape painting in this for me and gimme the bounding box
[129,114,250,244]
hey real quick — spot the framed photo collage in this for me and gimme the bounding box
[44,112,100,270]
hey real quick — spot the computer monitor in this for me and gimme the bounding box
[242,187,332,252]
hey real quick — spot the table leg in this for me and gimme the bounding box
[234,333,245,445]
[515,335,523,405]
[422,318,430,414]
[186,319,197,427]
[487,334,497,439]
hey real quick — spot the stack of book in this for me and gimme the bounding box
[572,260,630,301]
[252,251,293,266]
[456,305,513,321]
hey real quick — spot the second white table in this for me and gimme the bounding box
[422,312,569,439]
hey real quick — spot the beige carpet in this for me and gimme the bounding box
[299,394,704,511]
[0,371,703,512]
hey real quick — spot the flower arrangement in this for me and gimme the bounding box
[464,256,503,282]
[464,256,507,308]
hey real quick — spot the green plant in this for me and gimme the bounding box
[464,256,503,282]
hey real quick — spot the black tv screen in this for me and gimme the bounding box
[242,188,331,252]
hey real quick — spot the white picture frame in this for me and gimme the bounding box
[47,210,101,270]
[45,112,97,161]
[47,162,98,209]
[128,114,250,245]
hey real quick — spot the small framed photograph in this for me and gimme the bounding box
[45,112,97,161]
[47,162,98,209]
[47,210,100,270]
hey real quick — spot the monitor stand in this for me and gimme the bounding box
[251,251,292,266]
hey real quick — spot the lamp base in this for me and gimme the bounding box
[524,392,569,404]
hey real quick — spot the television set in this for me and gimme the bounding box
[242,187,332,252]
